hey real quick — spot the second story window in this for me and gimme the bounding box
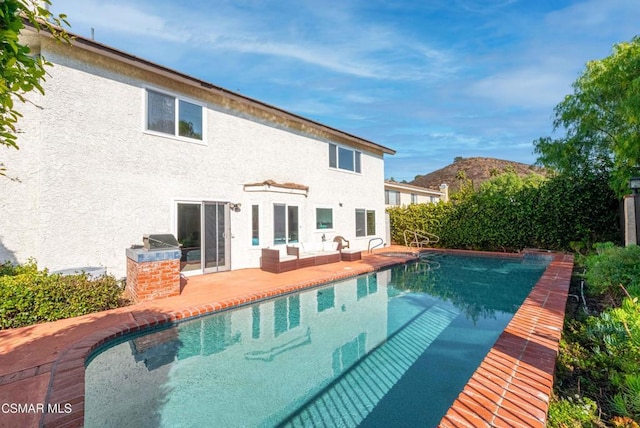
[146,89,204,141]
[329,143,361,173]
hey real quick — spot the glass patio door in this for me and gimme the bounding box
[177,201,230,274]
[203,202,229,273]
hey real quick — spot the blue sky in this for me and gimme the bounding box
[51,0,640,182]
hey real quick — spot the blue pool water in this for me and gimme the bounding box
[85,253,550,427]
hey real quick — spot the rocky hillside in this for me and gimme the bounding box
[410,157,545,194]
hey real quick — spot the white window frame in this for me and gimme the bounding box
[315,207,334,231]
[385,190,400,205]
[355,208,376,237]
[250,203,261,247]
[329,143,362,173]
[273,203,299,245]
[143,87,206,144]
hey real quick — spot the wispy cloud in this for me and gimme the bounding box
[469,68,572,109]
[55,0,187,42]
[59,0,458,81]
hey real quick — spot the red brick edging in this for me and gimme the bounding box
[40,251,573,427]
[439,252,573,427]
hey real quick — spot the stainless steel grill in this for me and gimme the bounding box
[143,234,180,250]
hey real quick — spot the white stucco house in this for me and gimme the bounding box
[0,25,395,278]
[384,181,448,206]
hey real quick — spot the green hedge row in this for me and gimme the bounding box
[0,261,123,329]
[388,171,620,252]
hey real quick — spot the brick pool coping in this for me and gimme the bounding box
[40,249,573,427]
[441,250,573,427]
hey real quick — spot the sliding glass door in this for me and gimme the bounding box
[177,201,230,274]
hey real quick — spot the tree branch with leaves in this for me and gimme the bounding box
[534,36,640,197]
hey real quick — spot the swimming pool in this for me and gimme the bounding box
[84,253,550,427]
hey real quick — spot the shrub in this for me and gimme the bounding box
[0,261,124,329]
[547,394,601,428]
[584,245,640,299]
[387,171,620,252]
[532,171,620,251]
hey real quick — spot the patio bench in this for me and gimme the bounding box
[260,247,298,273]
[260,242,342,273]
[287,242,341,267]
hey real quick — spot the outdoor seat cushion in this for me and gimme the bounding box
[299,241,339,254]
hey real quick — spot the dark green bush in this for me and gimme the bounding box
[531,171,620,251]
[387,171,620,252]
[585,244,640,299]
[0,261,124,329]
[387,202,452,246]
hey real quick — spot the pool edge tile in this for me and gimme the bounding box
[438,252,573,427]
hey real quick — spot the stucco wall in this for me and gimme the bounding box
[0,33,389,277]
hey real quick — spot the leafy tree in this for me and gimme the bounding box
[1,0,69,176]
[534,36,640,197]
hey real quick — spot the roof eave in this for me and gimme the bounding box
[25,23,396,156]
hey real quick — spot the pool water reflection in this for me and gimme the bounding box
[85,254,549,427]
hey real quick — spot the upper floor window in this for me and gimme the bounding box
[329,143,361,173]
[385,190,400,205]
[146,89,204,141]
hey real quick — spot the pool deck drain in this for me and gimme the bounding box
[0,247,572,427]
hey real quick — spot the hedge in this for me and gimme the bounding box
[0,261,124,329]
[388,171,620,252]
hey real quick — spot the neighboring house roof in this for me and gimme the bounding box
[24,23,396,157]
[384,180,444,196]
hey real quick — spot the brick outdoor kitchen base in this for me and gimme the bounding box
[125,247,181,303]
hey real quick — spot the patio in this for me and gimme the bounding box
[0,246,572,427]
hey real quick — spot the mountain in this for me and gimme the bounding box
[409,157,545,194]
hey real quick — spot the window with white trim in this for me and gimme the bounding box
[251,205,260,246]
[355,209,376,237]
[385,190,400,205]
[146,89,204,141]
[329,143,361,173]
[411,193,418,204]
[316,208,333,230]
[274,204,299,245]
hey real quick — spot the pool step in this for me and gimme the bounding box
[281,303,459,427]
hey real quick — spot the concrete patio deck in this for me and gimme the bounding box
[0,247,573,427]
